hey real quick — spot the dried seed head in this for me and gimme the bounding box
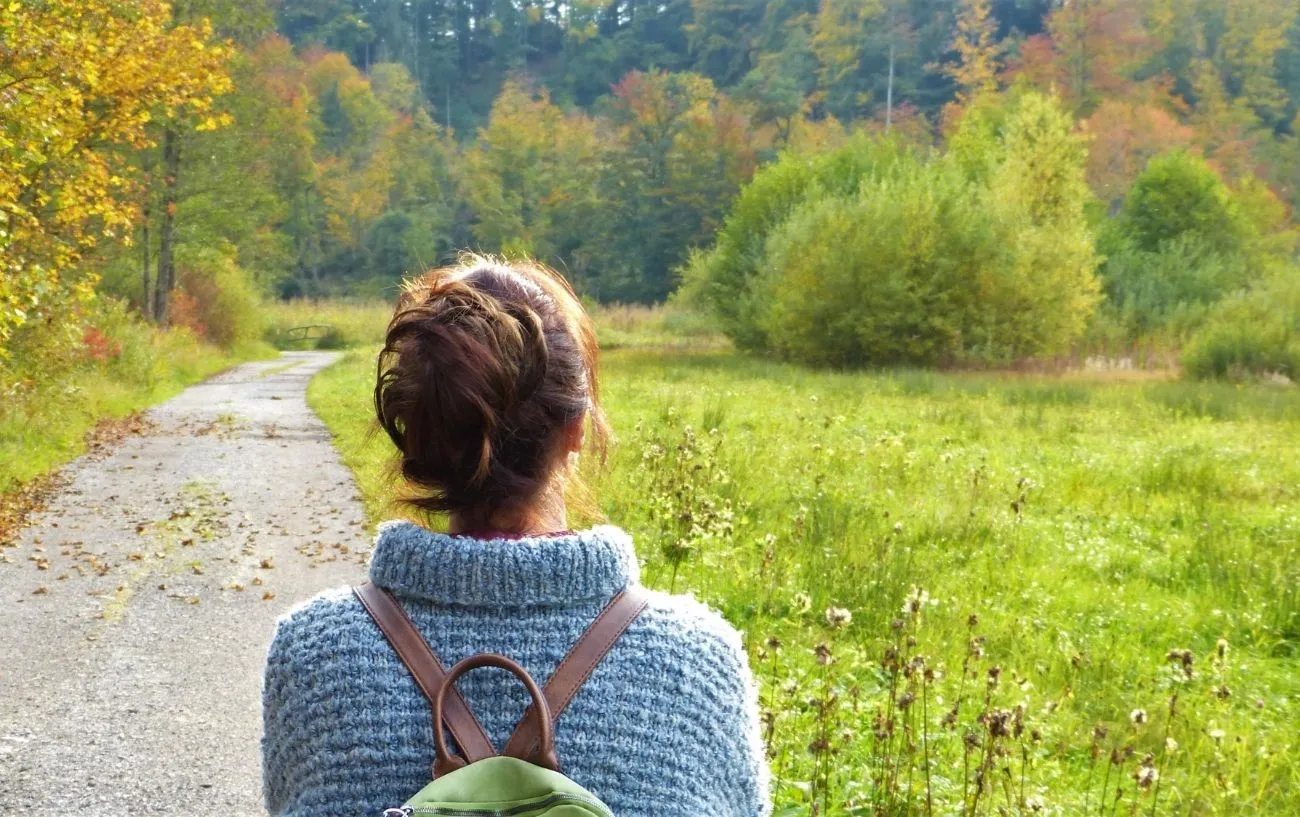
[1025,795,1045,812]
[1136,756,1158,790]
[814,642,833,666]
[897,691,916,710]
[1130,709,1148,726]
[824,606,852,629]
[987,666,1002,688]
[766,635,783,651]
[1216,637,1229,659]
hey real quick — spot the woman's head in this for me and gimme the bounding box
[374,257,608,528]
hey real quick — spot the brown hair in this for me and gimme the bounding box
[374,256,609,526]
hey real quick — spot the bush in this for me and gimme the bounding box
[687,91,1100,367]
[1119,150,1245,254]
[1182,274,1300,380]
[752,164,991,366]
[170,247,262,349]
[678,134,915,350]
[1100,233,1250,336]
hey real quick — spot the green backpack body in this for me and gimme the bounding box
[389,756,612,817]
[355,582,648,817]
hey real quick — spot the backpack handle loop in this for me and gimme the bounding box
[433,653,560,774]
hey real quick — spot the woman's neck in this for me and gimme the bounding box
[447,484,569,538]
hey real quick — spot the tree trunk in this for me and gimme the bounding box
[152,127,181,326]
[886,42,895,131]
[141,203,152,317]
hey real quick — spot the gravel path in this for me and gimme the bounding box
[0,351,371,816]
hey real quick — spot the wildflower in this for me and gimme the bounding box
[824,606,852,629]
[1092,724,1109,742]
[1165,737,1178,754]
[984,709,1012,738]
[967,613,980,628]
[893,521,903,534]
[1135,760,1158,791]
[1212,684,1231,700]
[901,585,928,617]
[1166,648,1194,679]
[792,592,812,614]
[1025,795,1045,812]
[987,665,1002,689]
[766,635,783,651]
[814,642,833,666]
[1216,637,1229,659]
[897,691,916,710]
[1130,708,1148,726]
[1208,728,1226,742]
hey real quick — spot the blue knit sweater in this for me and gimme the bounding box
[261,522,771,817]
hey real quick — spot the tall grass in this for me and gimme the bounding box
[0,298,266,494]
[310,343,1300,815]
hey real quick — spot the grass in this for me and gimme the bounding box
[310,342,1299,816]
[261,299,393,350]
[0,328,266,495]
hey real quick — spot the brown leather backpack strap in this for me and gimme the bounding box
[500,585,650,760]
[353,583,496,769]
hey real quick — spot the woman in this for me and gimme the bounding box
[261,258,770,817]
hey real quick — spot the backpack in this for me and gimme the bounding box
[354,582,649,817]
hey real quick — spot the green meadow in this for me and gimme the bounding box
[310,341,1300,816]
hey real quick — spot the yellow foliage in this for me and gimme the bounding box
[0,0,232,348]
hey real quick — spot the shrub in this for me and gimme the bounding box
[1182,274,1300,380]
[171,247,262,349]
[1119,150,1245,254]
[753,163,992,366]
[1100,233,1250,337]
[689,91,1099,367]
[678,134,915,350]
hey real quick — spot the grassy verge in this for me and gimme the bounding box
[310,343,1299,815]
[0,329,270,497]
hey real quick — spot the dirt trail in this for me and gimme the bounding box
[0,352,370,816]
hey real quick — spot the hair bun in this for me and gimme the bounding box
[374,259,606,523]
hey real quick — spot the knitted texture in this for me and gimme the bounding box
[262,522,771,817]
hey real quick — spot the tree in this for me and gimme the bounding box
[943,0,1001,106]
[1215,0,1298,129]
[458,79,602,267]
[1119,150,1245,253]
[0,0,232,347]
[590,70,759,301]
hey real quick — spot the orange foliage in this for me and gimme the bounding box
[1082,100,1195,205]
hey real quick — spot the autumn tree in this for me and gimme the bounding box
[0,0,232,348]
[943,0,1001,106]
[458,80,602,267]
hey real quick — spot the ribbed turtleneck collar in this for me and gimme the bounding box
[369,521,640,608]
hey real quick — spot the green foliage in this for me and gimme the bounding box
[1118,150,1246,254]
[692,92,1099,366]
[1183,272,1300,380]
[1100,234,1249,336]
[679,135,913,350]
[171,247,264,350]
[751,165,987,366]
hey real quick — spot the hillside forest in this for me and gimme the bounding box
[3,0,1300,377]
